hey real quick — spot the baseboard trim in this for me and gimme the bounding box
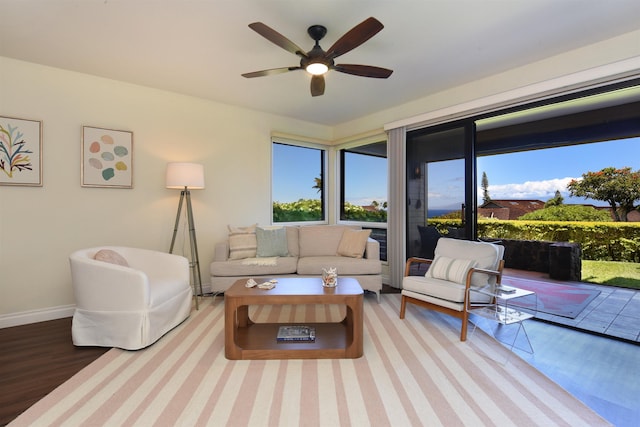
[0,305,75,329]
[1,283,213,329]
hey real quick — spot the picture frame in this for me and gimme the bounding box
[0,116,43,187]
[82,126,133,188]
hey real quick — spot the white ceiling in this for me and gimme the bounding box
[2,0,640,126]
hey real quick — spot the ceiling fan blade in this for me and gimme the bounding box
[333,64,393,78]
[242,66,302,78]
[325,17,384,59]
[310,75,325,97]
[248,22,308,58]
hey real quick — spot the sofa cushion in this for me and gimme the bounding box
[256,226,289,257]
[337,229,371,258]
[298,225,358,257]
[228,224,257,260]
[210,256,298,277]
[285,226,300,257]
[426,256,476,284]
[296,256,382,275]
[94,249,129,267]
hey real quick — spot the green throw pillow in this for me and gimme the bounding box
[256,227,289,257]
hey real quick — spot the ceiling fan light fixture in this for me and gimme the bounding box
[243,18,392,96]
[305,62,329,75]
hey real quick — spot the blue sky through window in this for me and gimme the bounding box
[272,143,322,203]
[425,136,640,210]
[480,136,640,207]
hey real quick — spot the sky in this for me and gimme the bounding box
[478,136,640,207]
[272,143,387,205]
[428,136,640,209]
[273,136,640,209]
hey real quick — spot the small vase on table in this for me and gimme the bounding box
[322,267,338,288]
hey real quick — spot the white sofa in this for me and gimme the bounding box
[210,225,383,300]
[69,246,193,350]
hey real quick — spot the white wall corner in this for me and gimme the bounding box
[0,305,76,329]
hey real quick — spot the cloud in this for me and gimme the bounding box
[486,177,577,199]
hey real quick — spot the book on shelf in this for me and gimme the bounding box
[276,325,316,342]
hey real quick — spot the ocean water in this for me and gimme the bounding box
[428,209,456,218]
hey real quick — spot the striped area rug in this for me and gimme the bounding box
[11,294,609,427]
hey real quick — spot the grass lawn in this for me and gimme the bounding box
[582,260,640,290]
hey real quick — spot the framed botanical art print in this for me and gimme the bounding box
[0,116,43,186]
[82,126,133,188]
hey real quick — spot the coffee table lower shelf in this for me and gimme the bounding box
[232,322,355,360]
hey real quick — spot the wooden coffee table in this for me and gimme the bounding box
[224,277,363,360]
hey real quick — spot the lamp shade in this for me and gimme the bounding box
[166,162,205,189]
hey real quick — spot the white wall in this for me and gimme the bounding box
[0,57,331,322]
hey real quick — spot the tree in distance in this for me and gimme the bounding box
[568,166,640,221]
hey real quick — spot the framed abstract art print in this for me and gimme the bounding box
[0,116,43,187]
[82,126,133,188]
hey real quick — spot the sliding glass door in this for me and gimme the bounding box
[406,121,475,259]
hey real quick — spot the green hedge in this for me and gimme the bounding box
[273,199,387,223]
[428,219,640,262]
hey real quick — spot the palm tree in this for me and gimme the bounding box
[312,177,322,193]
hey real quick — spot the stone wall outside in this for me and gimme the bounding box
[498,238,581,281]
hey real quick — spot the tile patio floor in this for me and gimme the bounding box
[504,268,640,343]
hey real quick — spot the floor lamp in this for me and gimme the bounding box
[166,162,205,310]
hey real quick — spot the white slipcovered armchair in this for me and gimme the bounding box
[400,238,505,341]
[69,246,193,350]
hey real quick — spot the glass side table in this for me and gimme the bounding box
[467,284,537,357]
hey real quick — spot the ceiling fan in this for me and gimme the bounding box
[241,17,393,97]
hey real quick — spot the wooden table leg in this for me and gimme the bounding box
[236,305,250,327]
[344,294,363,358]
[225,298,240,360]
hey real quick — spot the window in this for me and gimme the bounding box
[339,141,388,261]
[272,142,326,223]
[339,142,388,223]
[406,123,473,258]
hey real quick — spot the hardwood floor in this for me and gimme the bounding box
[0,318,108,426]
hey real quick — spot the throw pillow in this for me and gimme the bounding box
[256,226,289,257]
[94,249,129,267]
[337,229,372,258]
[228,224,257,260]
[426,256,476,284]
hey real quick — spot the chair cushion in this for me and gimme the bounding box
[337,229,371,258]
[403,276,492,305]
[433,238,501,287]
[426,256,476,284]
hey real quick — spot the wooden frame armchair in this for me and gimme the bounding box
[399,238,505,341]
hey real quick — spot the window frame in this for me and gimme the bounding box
[338,143,388,228]
[271,138,329,225]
